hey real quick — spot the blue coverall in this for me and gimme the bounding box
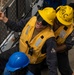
[43,0,67,9]
[3,68,34,75]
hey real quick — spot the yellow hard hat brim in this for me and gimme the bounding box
[56,11,73,26]
[38,10,53,25]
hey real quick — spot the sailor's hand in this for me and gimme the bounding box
[0,11,8,23]
[0,11,5,20]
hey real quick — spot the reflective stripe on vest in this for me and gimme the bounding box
[25,25,30,35]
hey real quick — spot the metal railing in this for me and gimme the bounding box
[0,0,27,44]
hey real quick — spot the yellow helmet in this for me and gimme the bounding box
[38,7,56,25]
[56,5,73,26]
